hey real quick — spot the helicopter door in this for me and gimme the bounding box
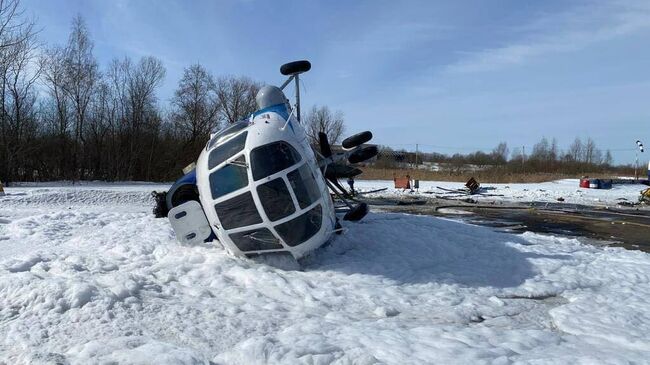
[168,200,213,245]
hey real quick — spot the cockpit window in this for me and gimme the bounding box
[209,157,248,199]
[274,204,322,246]
[207,121,249,150]
[214,191,262,230]
[287,164,321,209]
[250,141,302,181]
[257,178,295,221]
[208,132,248,170]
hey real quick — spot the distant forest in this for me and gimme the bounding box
[374,137,635,177]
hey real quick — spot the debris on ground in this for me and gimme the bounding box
[393,174,411,189]
[465,177,480,194]
[639,188,650,204]
[422,178,504,201]
[356,187,388,195]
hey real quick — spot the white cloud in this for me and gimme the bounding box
[445,0,650,74]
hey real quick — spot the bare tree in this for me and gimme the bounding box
[0,0,35,50]
[124,56,165,179]
[568,137,583,162]
[215,75,260,125]
[491,142,508,164]
[0,0,37,182]
[127,56,165,125]
[62,15,98,179]
[85,80,111,179]
[42,47,70,138]
[171,64,220,147]
[102,57,131,178]
[531,137,552,162]
[603,150,613,167]
[304,105,345,145]
[584,138,597,164]
[550,138,558,162]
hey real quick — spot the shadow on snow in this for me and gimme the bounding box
[306,212,563,288]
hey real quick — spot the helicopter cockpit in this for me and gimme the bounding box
[195,94,334,258]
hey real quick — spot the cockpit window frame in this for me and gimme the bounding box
[256,177,296,222]
[208,131,248,170]
[208,153,249,200]
[207,121,249,151]
[287,163,322,209]
[249,141,302,181]
[205,131,327,253]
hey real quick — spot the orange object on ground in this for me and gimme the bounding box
[394,175,411,189]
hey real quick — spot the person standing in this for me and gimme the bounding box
[347,177,355,196]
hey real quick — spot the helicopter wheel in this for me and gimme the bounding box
[344,203,369,221]
[280,60,312,75]
[342,131,373,149]
[170,184,200,207]
[348,146,379,164]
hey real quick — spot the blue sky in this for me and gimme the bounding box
[23,0,650,164]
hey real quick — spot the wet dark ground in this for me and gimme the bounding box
[366,198,650,253]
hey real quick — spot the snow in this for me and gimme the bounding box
[355,178,648,207]
[1,183,650,364]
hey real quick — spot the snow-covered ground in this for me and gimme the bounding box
[355,178,648,207]
[1,183,650,364]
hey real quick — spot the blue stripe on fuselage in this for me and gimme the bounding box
[252,103,291,122]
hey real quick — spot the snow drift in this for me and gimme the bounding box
[1,184,649,364]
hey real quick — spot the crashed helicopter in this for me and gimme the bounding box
[153,60,377,262]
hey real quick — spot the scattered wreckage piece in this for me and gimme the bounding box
[639,188,650,204]
[355,187,389,195]
[422,178,504,201]
[465,177,480,194]
[394,175,411,189]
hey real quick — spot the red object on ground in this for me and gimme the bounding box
[579,178,590,188]
[394,175,411,189]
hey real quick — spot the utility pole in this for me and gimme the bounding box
[415,143,419,169]
[635,150,638,181]
[522,145,526,172]
[636,140,644,181]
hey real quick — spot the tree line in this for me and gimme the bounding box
[0,2,346,183]
[376,137,629,175]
